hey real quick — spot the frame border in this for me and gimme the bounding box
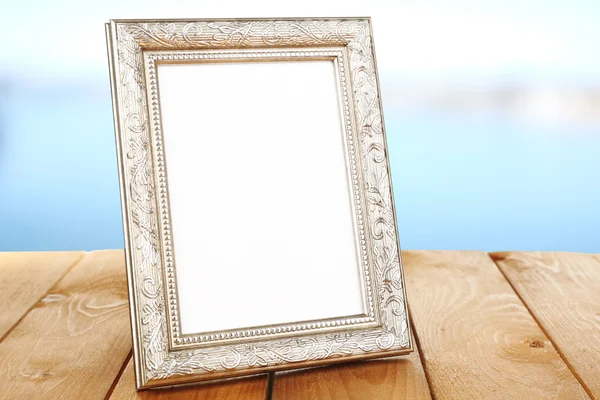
[106,17,411,389]
[144,48,378,349]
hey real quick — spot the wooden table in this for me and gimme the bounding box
[0,250,598,399]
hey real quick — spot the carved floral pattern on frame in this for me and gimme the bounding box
[108,18,410,387]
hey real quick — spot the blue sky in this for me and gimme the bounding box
[1,0,599,83]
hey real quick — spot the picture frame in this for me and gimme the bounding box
[106,17,411,389]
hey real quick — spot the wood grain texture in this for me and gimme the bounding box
[0,250,131,400]
[403,250,588,399]
[271,337,431,400]
[0,251,84,340]
[109,358,269,400]
[490,251,600,398]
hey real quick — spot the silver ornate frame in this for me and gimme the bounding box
[106,17,411,389]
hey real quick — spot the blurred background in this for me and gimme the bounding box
[0,0,598,252]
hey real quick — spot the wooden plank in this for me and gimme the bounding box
[403,250,588,399]
[0,250,131,399]
[109,358,269,400]
[0,251,84,340]
[490,251,600,398]
[271,336,431,400]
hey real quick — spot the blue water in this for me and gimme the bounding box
[1,86,598,252]
[388,111,599,251]
[0,85,122,251]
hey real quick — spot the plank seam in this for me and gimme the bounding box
[105,350,133,400]
[0,252,87,344]
[266,372,274,400]
[408,304,436,400]
[487,252,595,400]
